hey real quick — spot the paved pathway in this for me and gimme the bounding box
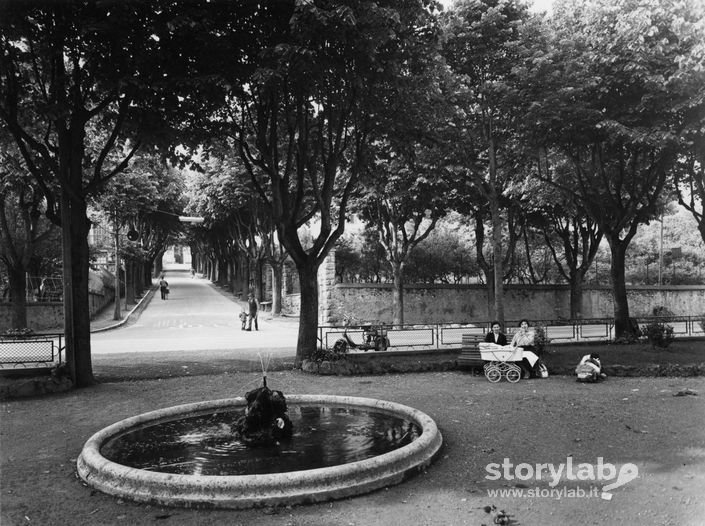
[91,264,299,361]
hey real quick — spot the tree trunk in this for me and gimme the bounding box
[253,258,264,302]
[153,253,164,278]
[228,259,236,292]
[487,133,505,326]
[218,257,228,286]
[61,189,94,387]
[296,262,319,366]
[491,198,504,326]
[392,262,404,326]
[134,258,145,295]
[126,259,136,305]
[270,261,284,316]
[569,273,583,319]
[144,258,155,288]
[607,237,633,338]
[483,266,495,321]
[7,267,28,329]
[240,254,250,297]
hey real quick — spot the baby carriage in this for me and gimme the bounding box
[478,343,526,383]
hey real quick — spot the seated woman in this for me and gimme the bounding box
[511,319,544,378]
[511,319,536,352]
[485,321,508,345]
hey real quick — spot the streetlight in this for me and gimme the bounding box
[178,216,205,224]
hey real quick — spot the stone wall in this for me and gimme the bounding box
[321,283,705,325]
[0,269,116,332]
[0,290,114,332]
[308,251,705,324]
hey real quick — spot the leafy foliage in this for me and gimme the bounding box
[643,321,675,348]
[309,339,348,364]
[533,326,551,355]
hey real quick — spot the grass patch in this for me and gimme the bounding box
[544,338,705,376]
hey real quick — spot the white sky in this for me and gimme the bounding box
[529,0,554,13]
[440,0,554,14]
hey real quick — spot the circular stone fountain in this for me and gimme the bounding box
[76,395,442,509]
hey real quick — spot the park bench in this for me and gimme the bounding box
[259,301,272,312]
[457,333,485,370]
[0,338,57,368]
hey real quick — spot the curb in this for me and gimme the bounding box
[90,286,157,333]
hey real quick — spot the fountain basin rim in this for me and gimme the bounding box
[77,394,443,508]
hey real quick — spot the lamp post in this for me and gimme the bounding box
[658,214,664,286]
[113,210,121,321]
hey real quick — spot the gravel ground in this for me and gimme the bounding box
[2,368,704,526]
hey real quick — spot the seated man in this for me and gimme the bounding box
[575,352,607,382]
[485,321,508,345]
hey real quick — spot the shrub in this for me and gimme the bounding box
[698,315,705,333]
[652,306,675,317]
[310,338,349,364]
[643,321,675,348]
[2,328,35,338]
[533,326,551,354]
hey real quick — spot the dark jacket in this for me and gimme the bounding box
[484,331,507,345]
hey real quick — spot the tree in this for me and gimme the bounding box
[441,0,532,326]
[353,44,453,324]
[520,0,699,338]
[213,1,443,364]
[356,141,451,324]
[187,150,277,304]
[0,1,249,384]
[1,2,157,385]
[92,153,187,318]
[665,1,705,246]
[0,132,58,328]
[519,166,602,317]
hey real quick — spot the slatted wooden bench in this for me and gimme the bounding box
[259,301,272,312]
[457,333,485,370]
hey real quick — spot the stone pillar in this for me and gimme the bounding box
[318,249,337,325]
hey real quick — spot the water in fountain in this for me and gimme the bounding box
[100,405,421,476]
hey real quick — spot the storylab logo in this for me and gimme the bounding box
[485,457,639,500]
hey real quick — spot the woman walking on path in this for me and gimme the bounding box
[159,276,169,300]
[246,292,259,331]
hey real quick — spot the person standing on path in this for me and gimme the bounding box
[159,276,169,300]
[246,292,259,331]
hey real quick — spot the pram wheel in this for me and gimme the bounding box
[505,364,522,383]
[484,363,502,383]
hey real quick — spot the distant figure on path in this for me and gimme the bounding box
[159,276,169,300]
[246,292,259,331]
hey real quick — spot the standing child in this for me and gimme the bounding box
[239,309,248,330]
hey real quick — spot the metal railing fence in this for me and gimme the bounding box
[0,332,65,368]
[318,316,705,351]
